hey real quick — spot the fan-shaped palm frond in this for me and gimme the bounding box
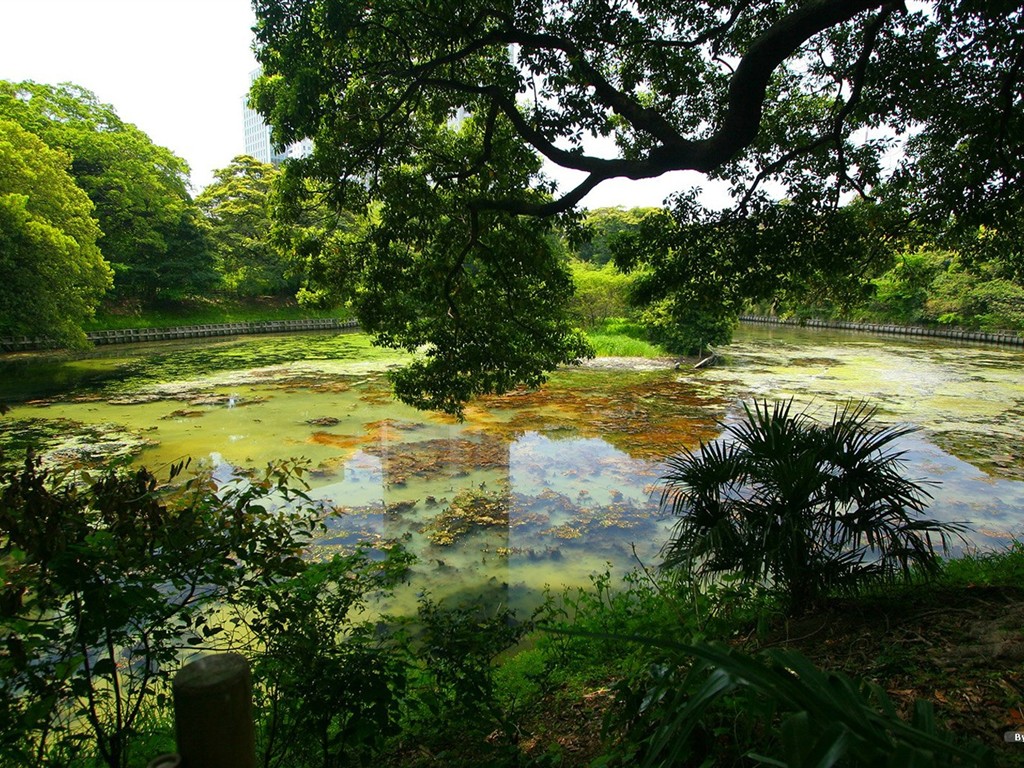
[660,399,968,613]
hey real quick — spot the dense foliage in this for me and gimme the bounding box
[605,639,993,768]
[0,457,321,767]
[567,261,633,329]
[0,81,218,305]
[805,245,1024,332]
[579,206,1024,342]
[0,120,111,347]
[250,0,1024,409]
[576,208,663,266]
[196,155,299,297]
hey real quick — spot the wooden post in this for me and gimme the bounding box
[171,653,256,768]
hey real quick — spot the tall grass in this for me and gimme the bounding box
[584,317,671,358]
[938,541,1024,586]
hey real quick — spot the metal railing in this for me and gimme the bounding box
[1,318,360,352]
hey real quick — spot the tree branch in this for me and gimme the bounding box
[735,2,896,212]
[699,0,894,169]
[498,0,896,213]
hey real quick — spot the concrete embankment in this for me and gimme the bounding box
[739,315,1024,348]
[1,318,360,352]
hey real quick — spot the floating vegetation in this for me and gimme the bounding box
[545,523,583,540]
[3,327,1024,606]
[306,416,341,426]
[931,430,1024,482]
[475,370,726,459]
[387,499,419,515]
[364,434,510,486]
[0,417,156,471]
[421,489,510,546]
[308,431,365,450]
[105,393,164,405]
[161,409,205,420]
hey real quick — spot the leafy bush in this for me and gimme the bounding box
[636,295,736,356]
[659,400,967,613]
[0,455,322,767]
[536,569,683,681]
[398,598,533,762]
[603,640,993,768]
[568,261,634,328]
[243,547,414,768]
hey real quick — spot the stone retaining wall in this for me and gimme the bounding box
[1,318,360,352]
[739,315,1024,348]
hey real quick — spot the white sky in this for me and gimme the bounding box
[0,0,259,192]
[0,0,718,208]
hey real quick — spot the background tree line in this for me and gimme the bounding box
[0,80,342,347]
[569,205,1024,355]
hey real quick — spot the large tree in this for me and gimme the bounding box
[0,81,218,303]
[197,155,300,297]
[251,0,1024,409]
[0,120,112,346]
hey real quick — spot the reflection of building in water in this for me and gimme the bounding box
[317,421,671,612]
[370,421,512,609]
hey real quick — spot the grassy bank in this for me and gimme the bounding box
[82,296,352,331]
[86,305,672,362]
[86,305,669,360]
[428,544,1024,767]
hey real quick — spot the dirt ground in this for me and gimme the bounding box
[760,585,1024,766]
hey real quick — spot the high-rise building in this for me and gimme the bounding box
[242,69,312,164]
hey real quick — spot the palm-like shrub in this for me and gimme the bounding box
[660,400,966,612]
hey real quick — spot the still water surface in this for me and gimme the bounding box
[2,325,1022,610]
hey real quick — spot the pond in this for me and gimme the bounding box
[2,324,1022,612]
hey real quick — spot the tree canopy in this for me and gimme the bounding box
[197,155,299,297]
[0,120,111,347]
[577,207,663,265]
[251,0,1024,409]
[0,81,218,303]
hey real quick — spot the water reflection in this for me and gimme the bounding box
[1,325,1023,606]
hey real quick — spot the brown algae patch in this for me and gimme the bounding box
[472,370,727,459]
[161,409,206,420]
[308,431,367,452]
[363,433,511,486]
[421,489,511,546]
